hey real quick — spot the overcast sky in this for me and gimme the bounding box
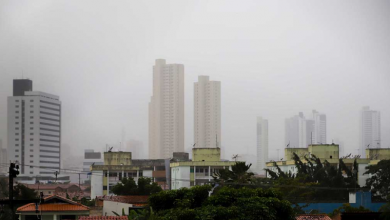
[0,0,389,162]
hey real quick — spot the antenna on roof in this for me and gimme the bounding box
[108,147,113,152]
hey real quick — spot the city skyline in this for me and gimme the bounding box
[0,1,389,162]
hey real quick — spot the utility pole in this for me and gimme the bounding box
[9,163,19,220]
[78,173,81,196]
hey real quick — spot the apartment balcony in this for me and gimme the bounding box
[153,170,166,178]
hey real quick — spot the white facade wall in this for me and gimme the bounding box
[312,110,327,145]
[91,170,103,198]
[149,59,185,159]
[8,91,61,176]
[0,147,7,174]
[360,106,381,158]
[256,117,268,175]
[103,201,133,216]
[171,166,191,189]
[194,76,221,149]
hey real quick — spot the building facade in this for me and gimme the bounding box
[194,76,221,149]
[149,59,185,159]
[360,106,381,158]
[170,148,236,189]
[90,152,168,198]
[0,139,7,175]
[312,110,327,144]
[256,117,268,175]
[7,79,62,176]
[83,149,104,172]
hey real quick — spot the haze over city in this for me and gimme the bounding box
[0,0,389,164]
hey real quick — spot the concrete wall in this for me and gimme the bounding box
[104,152,132,165]
[171,166,190,189]
[192,148,220,162]
[298,192,385,214]
[103,200,132,216]
[91,170,103,198]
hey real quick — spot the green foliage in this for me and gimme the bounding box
[111,177,162,196]
[379,202,390,220]
[264,153,359,203]
[0,177,8,199]
[212,162,254,185]
[79,198,95,206]
[328,203,370,218]
[364,160,390,199]
[148,186,295,220]
[13,184,38,199]
[0,183,37,220]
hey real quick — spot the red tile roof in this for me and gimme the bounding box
[296,214,332,220]
[17,195,90,212]
[96,195,149,204]
[79,217,128,220]
[17,203,89,212]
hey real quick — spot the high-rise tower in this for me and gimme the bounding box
[194,76,221,149]
[7,79,61,176]
[256,117,268,175]
[360,106,381,158]
[149,59,185,159]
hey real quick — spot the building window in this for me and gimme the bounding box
[15,122,19,124]
[30,133,34,135]
[15,150,19,152]
[30,105,34,108]
[15,105,19,108]
[15,127,19,130]
[30,100,34,102]
[15,155,19,158]
[30,127,34,130]
[30,149,34,152]
[30,111,34,113]
[15,111,19,113]
[15,133,19,135]
[15,144,19,146]
[30,144,33,146]
[30,116,34,119]
[15,117,19,119]
[30,161,33,163]
[30,122,34,124]
[30,172,33,174]
[15,139,19,141]
[16,100,19,102]
[30,155,33,157]
[30,138,33,141]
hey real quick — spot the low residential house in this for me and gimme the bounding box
[95,196,149,216]
[23,184,91,199]
[16,195,89,220]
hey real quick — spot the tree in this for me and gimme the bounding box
[364,160,390,199]
[212,162,254,185]
[0,183,37,220]
[111,177,162,196]
[148,185,295,220]
[328,203,370,218]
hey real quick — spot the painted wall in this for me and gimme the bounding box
[103,201,133,216]
[298,192,385,214]
[91,170,103,198]
[192,148,220,162]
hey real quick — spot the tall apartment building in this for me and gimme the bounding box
[194,76,221,149]
[285,112,311,148]
[256,117,268,175]
[83,149,104,172]
[0,139,8,175]
[7,79,61,176]
[360,106,381,158]
[285,111,327,149]
[312,110,327,144]
[149,59,185,159]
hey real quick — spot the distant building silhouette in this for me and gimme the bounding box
[194,76,221,148]
[360,106,381,158]
[149,59,184,159]
[256,117,268,175]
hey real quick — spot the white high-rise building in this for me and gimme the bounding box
[285,111,327,149]
[194,76,221,149]
[149,59,185,159]
[312,110,327,144]
[285,112,310,149]
[7,79,61,176]
[360,106,381,158]
[256,117,268,175]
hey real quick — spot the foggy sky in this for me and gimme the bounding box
[0,0,389,162]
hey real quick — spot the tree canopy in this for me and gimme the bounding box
[212,162,254,185]
[111,177,162,196]
[148,185,295,220]
[364,160,390,200]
